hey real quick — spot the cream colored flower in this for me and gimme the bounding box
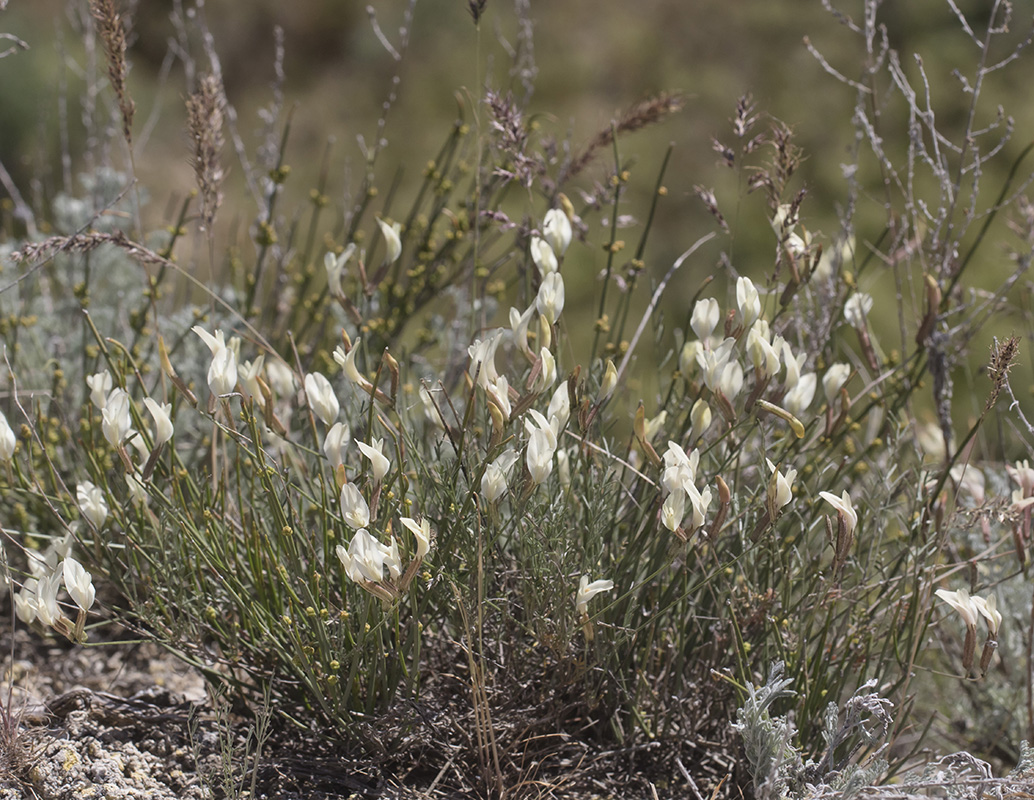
[377,218,402,264]
[304,372,340,426]
[575,575,615,616]
[818,490,857,538]
[935,587,980,627]
[143,397,174,446]
[542,208,572,256]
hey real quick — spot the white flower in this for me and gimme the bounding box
[780,340,805,389]
[339,483,371,529]
[844,292,873,328]
[535,347,557,393]
[77,482,108,529]
[717,360,744,400]
[662,442,699,495]
[547,384,570,435]
[482,448,518,503]
[0,409,15,462]
[783,373,817,416]
[527,426,556,485]
[143,397,174,446]
[357,438,391,483]
[536,272,565,325]
[696,338,737,391]
[686,484,711,531]
[15,582,37,624]
[818,490,857,538]
[644,410,667,442]
[377,218,402,264]
[691,298,721,341]
[334,340,368,387]
[193,325,238,397]
[509,304,536,357]
[238,355,266,402]
[1011,488,1034,513]
[661,488,686,532]
[265,360,297,398]
[304,372,340,426]
[62,557,95,612]
[747,322,781,378]
[530,236,558,274]
[323,422,350,468]
[400,516,433,559]
[486,375,511,421]
[971,593,1002,636]
[766,458,796,510]
[575,575,615,616]
[736,276,761,328]
[383,537,403,580]
[34,571,63,627]
[543,208,572,256]
[822,363,852,405]
[337,528,388,584]
[324,243,356,297]
[935,587,980,628]
[467,331,503,388]
[679,340,701,377]
[86,371,113,410]
[101,388,133,447]
[690,399,711,441]
[1007,460,1034,497]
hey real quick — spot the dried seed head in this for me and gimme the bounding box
[567,93,685,179]
[90,0,134,146]
[186,74,226,232]
[467,0,488,24]
[985,335,1018,412]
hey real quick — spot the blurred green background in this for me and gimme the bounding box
[3,0,1033,452]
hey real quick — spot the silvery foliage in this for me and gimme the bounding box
[732,662,803,800]
[734,664,894,800]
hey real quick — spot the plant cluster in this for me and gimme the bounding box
[1,0,1034,796]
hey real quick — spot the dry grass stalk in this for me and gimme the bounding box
[186,73,227,231]
[90,0,135,147]
[985,335,1019,412]
[566,92,685,179]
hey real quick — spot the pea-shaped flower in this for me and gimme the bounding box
[542,208,572,256]
[530,236,558,275]
[86,371,113,410]
[77,482,108,529]
[357,438,391,483]
[101,388,133,447]
[323,422,350,469]
[143,397,174,447]
[400,516,433,560]
[193,325,238,397]
[339,483,371,529]
[62,557,95,612]
[376,218,402,264]
[575,575,614,616]
[304,372,340,426]
[536,272,565,325]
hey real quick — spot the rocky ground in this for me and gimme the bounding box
[0,627,400,799]
[0,624,743,799]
